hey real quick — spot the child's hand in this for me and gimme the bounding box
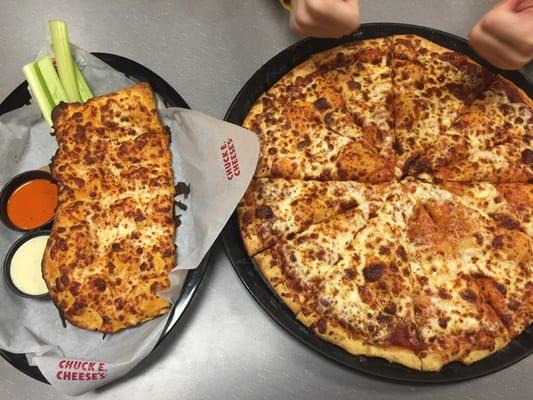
[289,0,360,38]
[469,0,533,70]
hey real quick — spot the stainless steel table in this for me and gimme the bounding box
[1,1,531,399]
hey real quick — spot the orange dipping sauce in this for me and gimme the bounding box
[7,179,58,230]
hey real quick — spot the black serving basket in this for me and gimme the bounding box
[222,23,533,384]
[0,53,210,384]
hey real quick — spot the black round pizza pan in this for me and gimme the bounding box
[222,22,533,384]
[0,52,210,384]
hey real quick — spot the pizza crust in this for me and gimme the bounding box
[419,333,509,371]
[297,309,422,371]
[461,334,510,365]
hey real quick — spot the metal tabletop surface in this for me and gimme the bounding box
[1,1,531,399]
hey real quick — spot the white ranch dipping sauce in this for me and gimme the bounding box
[10,235,49,296]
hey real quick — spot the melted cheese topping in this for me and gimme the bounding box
[245,95,353,180]
[392,35,491,168]
[238,179,389,254]
[320,197,416,343]
[313,39,395,159]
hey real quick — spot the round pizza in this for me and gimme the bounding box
[237,35,532,371]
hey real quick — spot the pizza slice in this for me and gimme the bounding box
[412,76,533,182]
[296,190,424,370]
[463,224,532,338]
[243,93,395,181]
[311,38,397,176]
[238,178,389,255]
[52,157,173,204]
[431,139,531,183]
[45,193,176,333]
[266,58,363,140]
[253,198,393,314]
[391,34,494,174]
[438,181,533,237]
[403,181,511,370]
[52,112,174,205]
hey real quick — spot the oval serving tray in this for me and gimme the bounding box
[0,52,210,384]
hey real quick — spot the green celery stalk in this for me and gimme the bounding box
[35,56,68,105]
[49,20,81,103]
[22,62,55,128]
[74,63,93,102]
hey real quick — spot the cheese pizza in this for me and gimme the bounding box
[43,83,176,334]
[238,35,532,371]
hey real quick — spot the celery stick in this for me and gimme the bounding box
[35,56,68,105]
[49,20,80,103]
[74,64,93,102]
[22,62,54,128]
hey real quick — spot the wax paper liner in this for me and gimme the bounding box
[0,45,259,395]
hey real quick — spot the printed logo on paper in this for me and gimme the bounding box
[55,359,107,382]
[220,138,241,181]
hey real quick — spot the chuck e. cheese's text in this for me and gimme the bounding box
[221,138,240,180]
[55,359,106,381]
